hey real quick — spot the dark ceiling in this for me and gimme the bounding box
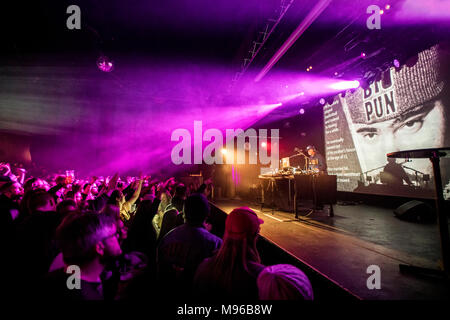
[4,1,449,83]
[3,0,278,64]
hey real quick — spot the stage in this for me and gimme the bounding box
[212,198,450,300]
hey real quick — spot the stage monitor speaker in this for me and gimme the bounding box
[393,200,435,223]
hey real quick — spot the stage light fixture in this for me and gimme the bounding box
[319,98,326,105]
[385,4,391,10]
[393,59,400,68]
[361,52,366,58]
[221,148,227,155]
[380,9,384,14]
[261,142,267,148]
[299,108,305,114]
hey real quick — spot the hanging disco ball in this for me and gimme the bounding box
[96,56,114,72]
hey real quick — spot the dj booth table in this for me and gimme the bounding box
[258,173,337,218]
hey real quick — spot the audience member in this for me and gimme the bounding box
[157,193,222,298]
[257,264,314,300]
[44,213,122,300]
[193,207,264,300]
[152,190,172,239]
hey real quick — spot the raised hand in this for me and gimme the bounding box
[107,173,119,191]
[0,163,11,176]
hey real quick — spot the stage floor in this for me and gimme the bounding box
[212,198,450,300]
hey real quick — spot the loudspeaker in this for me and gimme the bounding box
[394,200,435,223]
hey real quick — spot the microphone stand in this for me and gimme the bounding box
[290,151,309,171]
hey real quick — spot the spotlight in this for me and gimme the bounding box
[351,80,360,88]
[385,4,390,10]
[309,66,312,69]
[380,9,384,14]
[97,56,114,72]
[334,72,338,76]
[361,52,366,58]
[393,59,400,68]
[329,80,360,90]
[299,108,305,114]
[319,98,326,105]
[221,148,227,155]
[261,142,267,148]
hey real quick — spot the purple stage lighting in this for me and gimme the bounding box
[299,108,305,114]
[393,59,400,68]
[361,52,366,58]
[395,0,450,22]
[257,102,283,115]
[329,80,360,90]
[319,98,326,105]
[254,0,332,81]
[97,56,114,72]
[281,91,305,102]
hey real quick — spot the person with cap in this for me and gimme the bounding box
[306,145,327,173]
[156,193,222,298]
[342,44,450,194]
[192,207,265,300]
[257,264,314,300]
[381,157,413,186]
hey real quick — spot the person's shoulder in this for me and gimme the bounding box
[196,228,222,244]
[158,223,187,244]
[163,207,178,217]
[122,201,132,212]
[169,222,189,234]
